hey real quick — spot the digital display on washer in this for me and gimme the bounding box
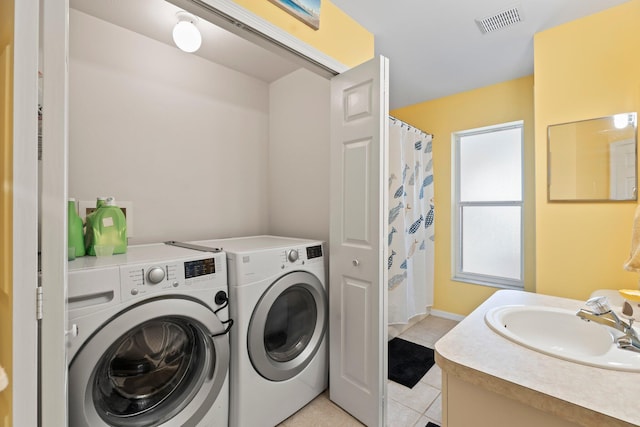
[184,258,215,278]
[306,245,323,259]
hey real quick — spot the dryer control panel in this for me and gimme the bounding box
[224,239,325,286]
[280,245,323,265]
[306,245,323,259]
[283,245,323,264]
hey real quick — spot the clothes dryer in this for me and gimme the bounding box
[191,236,328,427]
[67,243,231,427]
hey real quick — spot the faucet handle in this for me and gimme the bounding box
[585,296,611,314]
[621,300,640,322]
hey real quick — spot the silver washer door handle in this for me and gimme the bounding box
[352,259,360,267]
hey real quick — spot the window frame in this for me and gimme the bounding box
[452,120,525,289]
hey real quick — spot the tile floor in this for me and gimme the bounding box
[279,315,459,427]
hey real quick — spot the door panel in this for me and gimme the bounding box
[343,140,372,243]
[329,56,389,427]
[341,276,371,389]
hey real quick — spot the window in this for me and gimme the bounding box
[453,121,524,289]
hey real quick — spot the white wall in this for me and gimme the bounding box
[268,69,331,244]
[68,9,270,244]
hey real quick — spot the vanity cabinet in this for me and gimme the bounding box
[435,290,640,427]
[442,372,578,427]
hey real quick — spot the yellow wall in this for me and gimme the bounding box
[392,75,536,316]
[534,0,640,299]
[0,0,13,423]
[232,0,374,68]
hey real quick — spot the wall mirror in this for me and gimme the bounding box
[548,112,638,202]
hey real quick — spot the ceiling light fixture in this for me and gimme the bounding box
[614,113,631,129]
[173,11,202,53]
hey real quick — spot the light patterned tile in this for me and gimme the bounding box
[399,317,456,347]
[425,316,457,333]
[278,391,364,427]
[387,399,422,427]
[399,327,441,348]
[420,364,442,390]
[388,381,440,414]
[414,415,441,427]
[424,395,442,425]
[281,316,454,427]
[401,317,459,349]
[427,315,458,331]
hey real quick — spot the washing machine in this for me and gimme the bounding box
[67,243,232,427]
[190,235,328,427]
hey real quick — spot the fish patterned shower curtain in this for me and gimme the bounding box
[387,118,435,324]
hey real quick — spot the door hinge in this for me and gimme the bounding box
[36,286,43,320]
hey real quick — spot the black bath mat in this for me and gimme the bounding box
[388,337,435,388]
[426,423,440,427]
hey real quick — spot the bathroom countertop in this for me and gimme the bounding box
[435,290,640,427]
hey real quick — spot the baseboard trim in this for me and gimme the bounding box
[430,309,465,322]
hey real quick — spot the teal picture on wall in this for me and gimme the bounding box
[268,0,321,30]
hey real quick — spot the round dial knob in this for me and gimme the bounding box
[287,249,299,263]
[147,267,166,285]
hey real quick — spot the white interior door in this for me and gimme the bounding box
[329,56,389,427]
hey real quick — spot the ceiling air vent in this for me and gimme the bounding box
[476,5,522,34]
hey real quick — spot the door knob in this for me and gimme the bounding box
[65,324,79,338]
[352,259,360,267]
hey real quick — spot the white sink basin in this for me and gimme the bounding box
[485,305,640,372]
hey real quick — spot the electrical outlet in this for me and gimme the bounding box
[78,200,134,238]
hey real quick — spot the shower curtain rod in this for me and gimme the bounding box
[389,116,434,138]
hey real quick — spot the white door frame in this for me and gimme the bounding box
[166,0,348,76]
[12,0,39,425]
[39,0,70,424]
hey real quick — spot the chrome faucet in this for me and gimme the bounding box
[576,296,640,353]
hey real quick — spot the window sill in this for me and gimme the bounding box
[452,275,523,291]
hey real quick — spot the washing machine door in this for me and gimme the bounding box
[248,270,327,381]
[69,297,229,427]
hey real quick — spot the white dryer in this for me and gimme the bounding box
[67,243,231,427]
[192,235,328,427]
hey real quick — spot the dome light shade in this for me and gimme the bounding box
[173,12,202,53]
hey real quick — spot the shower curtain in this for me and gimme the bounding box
[387,117,435,325]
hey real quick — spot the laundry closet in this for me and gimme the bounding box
[64,2,389,425]
[68,0,332,245]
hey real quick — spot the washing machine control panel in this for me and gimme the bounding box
[118,254,225,301]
